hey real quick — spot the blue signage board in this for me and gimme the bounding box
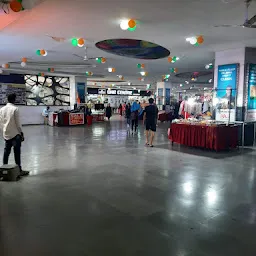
[76,82,85,103]
[165,88,170,105]
[217,64,238,109]
[247,64,256,110]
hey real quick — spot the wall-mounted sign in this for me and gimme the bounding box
[98,89,106,94]
[215,64,239,122]
[87,88,151,96]
[107,89,117,95]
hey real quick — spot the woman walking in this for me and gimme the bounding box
[106,104,112,121]
[125,103,131,130]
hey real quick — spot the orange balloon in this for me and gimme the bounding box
[40,50,46,56]
[51,68,55,72]
[174,68,178,73]
[78,38,85,46]
[197,36,204,44]
[128,19,136,28]
[112,68,116,72]
[168,57,173,63]
[10,0,22,12]
[21,57,27,63]
[3,64,10,68]
[141,64,145,68]
[41,73,45,77]
[101,57,106,63]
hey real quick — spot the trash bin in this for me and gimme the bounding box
[86,115,93,126]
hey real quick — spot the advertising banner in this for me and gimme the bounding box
[165,88,170,105]
[246,64,256,121]
[69,113,84,125]
[215,64,239,122]
[76,82,86,103]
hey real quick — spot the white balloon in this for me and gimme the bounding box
[21,62,26,67]
[108,68,113,72]
[0,69,3,74]
[78,43,84,48]
[120,20,129,30]
[205,64,210,69]
[190,37,197,45]
[43,51,48,56]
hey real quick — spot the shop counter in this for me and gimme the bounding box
[56,112,85,126]
[168,123,238,151]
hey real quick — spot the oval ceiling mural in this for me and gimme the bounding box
[95,39,170,60]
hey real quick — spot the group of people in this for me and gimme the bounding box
[106,99,158,147]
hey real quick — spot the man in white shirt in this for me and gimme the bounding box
[42,106,50,125]
[0,93,29,176]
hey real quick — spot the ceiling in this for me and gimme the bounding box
[1,0,256,91]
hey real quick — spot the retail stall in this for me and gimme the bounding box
[48,111,85,126]
[168,119,238,151]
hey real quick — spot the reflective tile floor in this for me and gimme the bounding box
[1,116,256,255]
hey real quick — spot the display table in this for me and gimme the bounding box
[48,112,58,126]
[168,123,238,151]
[91,110,105,122]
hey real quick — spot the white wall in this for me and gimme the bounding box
[19,106,70,125]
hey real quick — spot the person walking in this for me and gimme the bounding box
[125,103,131,130]
[144,98,157,147]
[118,104,122,116]
[42,106,50,125]
[131,100,140,133]
[0,93,29,176]
[105,103,112,121]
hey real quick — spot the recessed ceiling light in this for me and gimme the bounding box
[128,82,131,85]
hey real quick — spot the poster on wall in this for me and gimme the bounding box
[215,64,239,122]
[0,83,26,105]
[246,64,256,121]
[76,82,86,104]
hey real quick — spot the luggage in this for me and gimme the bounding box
[0,164,20,181]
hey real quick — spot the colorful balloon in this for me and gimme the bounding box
[36,50,41,56]
[10,0,22,12]
[78,38,85,47]
[128,19,136,28]
[197,36,204,44]
[168,57,173,63]
[21,57,27,63]
[101,57,106,63]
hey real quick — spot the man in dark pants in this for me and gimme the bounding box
[0,94,29,176]
[143,98,157,147]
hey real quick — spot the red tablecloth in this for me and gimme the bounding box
[168,123,238,151]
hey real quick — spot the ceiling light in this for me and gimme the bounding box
[209,79,213,83]
[140,71,146,76]
[128,82,131,85]
[120,20,129,30]
[180,84,183,87]
[132,87,136,89]
[185,81,189,84]
[176,57,180,60]
[186,37,191,42]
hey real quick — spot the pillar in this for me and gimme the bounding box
[69,76,87,108]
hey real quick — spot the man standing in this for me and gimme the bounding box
[0,94,29,176]
[42,106,50,125]
[144,98,157,147]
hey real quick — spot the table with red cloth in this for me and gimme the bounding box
[168,123,238,151]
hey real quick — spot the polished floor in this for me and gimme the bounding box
[1,116,256,256]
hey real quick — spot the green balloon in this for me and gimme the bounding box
[48,68,51,72]
[172,56,177,62]
[36,50,41,56]
[137,64,141,69]
[96,58,101,63]
[71,38,78,47]
[128,26,136,32]
[17,0,22,2]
